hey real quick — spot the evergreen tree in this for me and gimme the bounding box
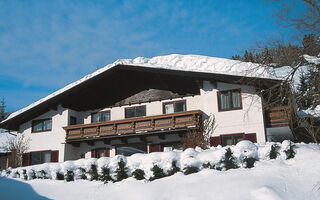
[220,148,238,170]
[88,164,99,181]
[131,169,145,180]
[149,165,166,181]
[167,160,181,176]
[0,97,6,121]
[114,159,128,182]
[99,167,113,183]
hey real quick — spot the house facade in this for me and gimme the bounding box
[0,55,293,167]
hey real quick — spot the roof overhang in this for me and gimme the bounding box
[0,64,282,131]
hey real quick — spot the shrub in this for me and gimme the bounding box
[56,172,64,180]
[14,171,20,178]
[22,169,28,180]
[77,168,87,180]
[167,160,180,176]
[115,159,128,182]
[88,164,99,181]
[65,170,74,182]
[132,169,145,180]
[284,142,296,159]
[6,169,11,175]
[40,170,48,179]
[31,170,37,179]
[269,144,279,159]
[183,166,199,175]
[243,157,257,168]
[150,165,166,181]
[220,148,238,170]
[99,167,113,183]
[202,162,214,169]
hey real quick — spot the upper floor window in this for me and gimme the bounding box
[32,118,52,133]
[163,100,186,114]
[218,89,242,111]
[125,105,146,118]
[91,111,110,123]
[69,116,77,125]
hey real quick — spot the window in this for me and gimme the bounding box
[69,116,77,125]
[116,144,147,156]
[162,142,183,151]
[95,149,105,158]
[221,134,243,146]
[32,119,52,133]
[91,111,110,123]
[30,151,51,165]
[125,106,146,118]
[218,89,242,111]
[163,100,186,114]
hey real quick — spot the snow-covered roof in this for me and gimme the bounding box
[0,131,16,153]
[297,105,320,118]
[2,54,284,123]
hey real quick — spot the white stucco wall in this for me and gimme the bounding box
[200,81,266,143]
[19,105,68,162]
[18,80,267,162]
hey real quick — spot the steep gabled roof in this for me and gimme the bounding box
[0,54,283,130]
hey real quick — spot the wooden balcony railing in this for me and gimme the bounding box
[265,106,291,128]
[64,110,202,141]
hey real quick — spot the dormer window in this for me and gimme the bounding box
[125,106,146,118]
[32,118,52,133]
[218,89,242,111]
[91,111,110,123]
[163,100,186,114]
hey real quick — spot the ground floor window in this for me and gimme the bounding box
[221,134,243,146]
[116,144,147,156]
[30,151,51,165]
[162,142,183,151]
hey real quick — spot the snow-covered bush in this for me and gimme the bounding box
[220,148,238,170]
[269,144,280,159]
[65,170,74,182]
[56,171,64,180]
[131,169,145,180]
[167,160,180,176]
[99,167,113,183]
[0,140,303,184]
[183,166,199,175]
[150,165,166,181]
[76,168,87,180]
[114,159,128,182]
[88,164,99,181]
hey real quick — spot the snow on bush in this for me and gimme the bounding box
[1,140,300,183]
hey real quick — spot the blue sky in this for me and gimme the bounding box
[0,0,294,112]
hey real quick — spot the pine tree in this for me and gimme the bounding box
[149,165,166,181]
[114,159,128,182]
[220,148,238,170]
[99,167,113,183]
[131,169,145,180]
[0,97,6,121]
[88,164,99,181]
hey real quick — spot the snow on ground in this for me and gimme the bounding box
[1,142,320,200]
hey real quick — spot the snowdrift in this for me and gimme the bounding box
[0,140,305,182]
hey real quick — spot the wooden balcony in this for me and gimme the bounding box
[64,110,202,142]
[265,106,291,128]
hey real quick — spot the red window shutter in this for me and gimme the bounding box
[50,150,59,162]
[104,148,110,157]
[149,144,161,153]
[22,153,30,166]
[210,136,221,147]
[244,133,257,143]
[91,149,96,158]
